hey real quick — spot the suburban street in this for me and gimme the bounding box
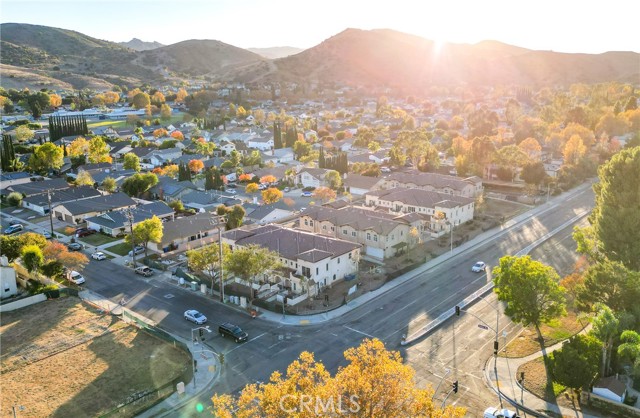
[2,183,595,417]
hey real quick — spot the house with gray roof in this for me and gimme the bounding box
[150,177,198,201]
[147,211,222,253]
[148,147,183,167]
[343,173,380,196]
[373,172,483,198]
[22,186,102,215]
[7,178,69,197]
[181,190,241,212]
[222,224,361,297]
[85,201,174,236]
[296,168,333,188]
[244,201,296,225]
[298,204,425,260]
[52,192,136,224]
[365,188,475,238]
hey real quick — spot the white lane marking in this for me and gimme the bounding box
[226,332,266,353]
[343,325,375,338]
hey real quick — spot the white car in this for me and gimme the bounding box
[184,309,207,325]
[471,261,487,272]
[380,167,391,173]
[128,246,144,257]
[67,271,86,285]
[483,407,520,418]
[91,252,107,260]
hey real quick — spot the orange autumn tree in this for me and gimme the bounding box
[238,173,253,183]
[170,131,184,141]
[153,128,169,138]
[245,183,259,194]
[260,175,277,185]
[49,93,62,108]
[211,338,466,418]
[188,159,204,173]
[313,187,336,202]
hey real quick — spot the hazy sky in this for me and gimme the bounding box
[2,0,638,54]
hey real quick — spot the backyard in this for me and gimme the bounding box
[1,296,191,417]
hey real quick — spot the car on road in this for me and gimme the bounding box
[227,183,237,188]
[134,266,154,277]
[380,166,391,173]
[91,251,107,260]
[301,191,313,197]
[75,228,96,238]
[283,187,290,192]
[128,246,144,257]
[41,230,52,239]
[67,242,84,251]
[67,270,85,285]
[483,407,520,418]
[3,223,24,235]
[184,309,207,325]
[471,261,487,272]
[219,322,248,343]
[226,189,237,195]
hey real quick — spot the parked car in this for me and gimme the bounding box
[91,251,107,260]
[301,191,313,197]
[3,223,24,235]
[227,183,237,189]
[380,166,391,173]
[41,230,52,239]
[67,270,85,285]
[219,322,248,343]
[67,242,84,251]
[483,407,520,418]
[283,187,290,192]
[184,309,207,325]
[75,228,96,238]
[128,246,144,257]
[226,189,237,195]
[471,261,487,272]
[134,266,153,277]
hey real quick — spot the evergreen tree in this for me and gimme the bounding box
[213,169,224,190]
[319,148,325,168]
[273,121,283,149]
[205,168,215,190]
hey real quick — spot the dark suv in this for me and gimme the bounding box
[218,323,248,343]
[75,228,96,238]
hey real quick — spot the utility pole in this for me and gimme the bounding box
[218,216,225,302]
[47,190,54,237]
[126,208,136,268]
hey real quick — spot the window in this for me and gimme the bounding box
[326,263,329,271]
[304,219,308,226]
[367,233,371,240]
[373,235,378,242]
[337,258,340,264]
[349,252,352,259]
[352,231,356,237]
[302,266,311,277]
[343,229,348,235]
[310,221,314,226]
[331,226,335,231]
[316,267,319,275]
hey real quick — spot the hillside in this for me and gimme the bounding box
[248,46,303,59]
[118,38,164,51]
[135,39,267,78]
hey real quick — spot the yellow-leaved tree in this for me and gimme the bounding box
[211,338,466,418]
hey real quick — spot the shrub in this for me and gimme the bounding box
[7,192,23,206]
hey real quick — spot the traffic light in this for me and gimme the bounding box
[452,380,458,393]
[455,306,460,316]
[199,328,204,339]
[494,340,499,355]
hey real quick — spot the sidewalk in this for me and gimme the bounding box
[485,325,600,418]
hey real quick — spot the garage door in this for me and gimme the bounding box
[365,246,384,259]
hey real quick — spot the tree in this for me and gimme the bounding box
[223,244,282,306]
[493,255,566,340]
[259,175,277,186]
[262,187,283,204]
[618,330,640,377]
[211,338,466,418]
[121,173,159,197]
[7,191,23,207]
[22,245,44,273]
[175,88,188,102]
[494,145,529,182]
[49,93,62,108]
[123,152,141,171]
[324,170,342,189]
[101,177,117,193]
[88,137,112,163]
[0,232,47,262]
[188,159,204,173]
[187,243,229,282]
[168,199,184,212]
[521,161,547,185]
[589,146,640,270]
[563,135,587,166]
[68,137,89,157]
[170,131,184,141]
[518,137,542,160]
[293,140,311,160]
[313,187,337,202]
[575,260,640,313]
[590,303,619,376]
[75,170,95,186]
[29,143,64,173]
[132,92,151,109]
[15,125,34,143]
[216,204,245,230]
[245,183,259,194]
[43,241,88,272]
[125,216,163,258]
[551,334,601,395]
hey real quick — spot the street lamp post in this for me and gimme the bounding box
[210,215,226,302]
[190,325,211,389]
[432,368,451,400]
[446,220,453,253]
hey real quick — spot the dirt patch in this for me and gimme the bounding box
[1,296,191,417]
[501,310,587,358]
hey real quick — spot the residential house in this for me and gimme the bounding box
[85,201,174,237]
[77,162,112,176]
[147,211,222,253]
[150,177,198,202]
[244,201,296,225]
[0,172,33,195]
[181,190,241,212]
[247,136,274,151]
[52,192,136,224]
[271,147,295,163]
[0,256,18,300]
[592,376,627,403]
[148,147,183,167]
[22,186,102,215]
[7,178,69,198]
[298,205,425,260]
[296,168,333,188]
[373,172,483,198]
[129,147,157,160]
[343,173,380,196]
[109,142,133,160]
[218,141,236,155]
[222,224,361,297]
[365,188,475,237]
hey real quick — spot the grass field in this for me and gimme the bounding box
[87,113,187,130]
[79,233,120,246]
[104,241,133,256]
[1,296,191,417]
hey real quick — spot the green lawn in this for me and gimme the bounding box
[103,242,132,256]
[79,233,120,246]
[87,113,187,130]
